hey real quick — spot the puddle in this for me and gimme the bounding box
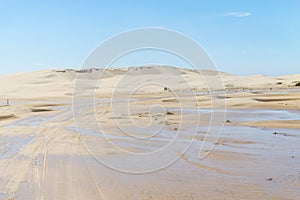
[2,105,69,128]
[3,114,53,127]
[69,107,300,157]
[0,135,34,159]
[67,126,193,142]
[251,89,300,95]
[0,192,10,199]
[171,108,300,122]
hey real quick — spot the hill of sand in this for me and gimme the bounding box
[0,66,299,100]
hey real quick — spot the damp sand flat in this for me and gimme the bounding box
[0,95,299,200]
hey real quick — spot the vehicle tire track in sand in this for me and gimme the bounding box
[178,152,231,175]
[83,156,104,200]
[33,125,105,200]
[39,127,60,200]
[0,125,59,199]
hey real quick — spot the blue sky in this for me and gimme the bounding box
[0,0,299,75]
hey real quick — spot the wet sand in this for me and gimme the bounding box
[0,67,299,199]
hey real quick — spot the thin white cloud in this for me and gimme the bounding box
[221,12,251,18]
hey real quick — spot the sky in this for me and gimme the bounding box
[0,0,299,76]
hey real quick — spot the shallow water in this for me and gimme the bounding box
[173,107,300,122]
[0,135,34,159]
[1,104,299,199]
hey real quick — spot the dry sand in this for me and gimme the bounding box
[0,66,299,199]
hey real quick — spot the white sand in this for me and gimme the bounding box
[0,66,299,199]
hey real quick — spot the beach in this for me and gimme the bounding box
[0,66,299,199]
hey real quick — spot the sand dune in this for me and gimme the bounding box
[0,66,299,100]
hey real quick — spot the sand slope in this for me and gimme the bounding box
[0,66,299,100]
